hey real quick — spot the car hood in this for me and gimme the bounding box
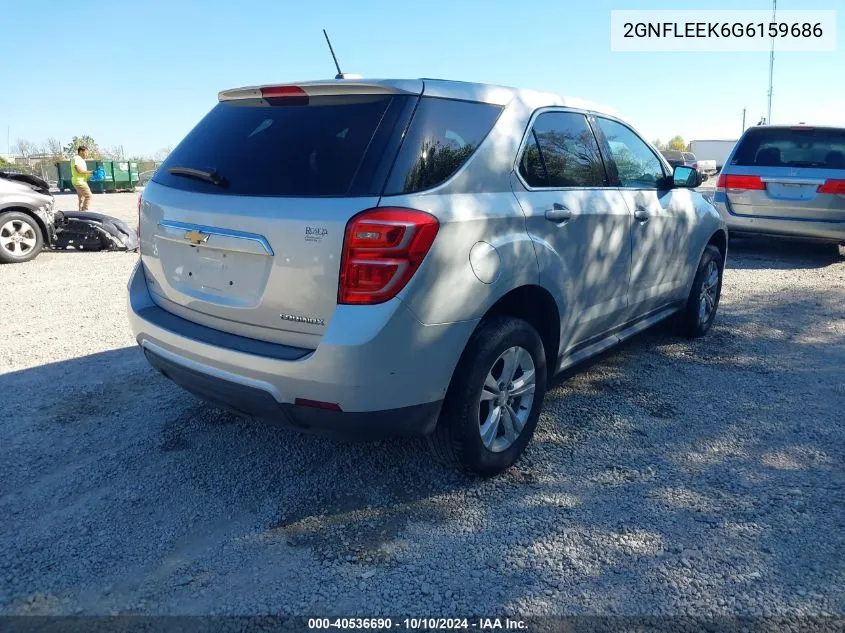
[0,177,54,204]
[0,171,52,196]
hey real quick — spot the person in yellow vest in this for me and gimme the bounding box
[71,146,93,211]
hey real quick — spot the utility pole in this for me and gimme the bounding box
[742,107,747,134]
[767,0,776,124]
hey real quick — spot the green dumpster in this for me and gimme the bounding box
[87,161,106,193]
[56,159,105,191]
[56,159,140,193]
[129,162,140,188]
[112,161,140,190]
[55,160,73,192]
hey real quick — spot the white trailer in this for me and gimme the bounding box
[689,139,738,172]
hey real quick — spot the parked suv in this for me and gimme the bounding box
[715,125,845,247]
[661,150,694,169]
[661,151,716,180]
[129,79,727,475]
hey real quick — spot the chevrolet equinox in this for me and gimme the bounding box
[129,78,727,475]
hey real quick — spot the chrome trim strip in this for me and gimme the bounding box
[759,177,825,185]
[157,219,274,255]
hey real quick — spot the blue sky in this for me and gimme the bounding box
[1,0,842,157]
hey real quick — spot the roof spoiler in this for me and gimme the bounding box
[218,79,423,102]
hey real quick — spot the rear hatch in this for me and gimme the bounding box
[720,126,845,222]
[140,81,421,347]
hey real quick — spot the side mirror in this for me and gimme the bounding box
[673,165,701,188]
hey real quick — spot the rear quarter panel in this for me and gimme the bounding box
[385,191,539,325]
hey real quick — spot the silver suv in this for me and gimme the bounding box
[714,125,845,246]
[129,79,726,475]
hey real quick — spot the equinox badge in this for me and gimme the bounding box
[280,313,325,326]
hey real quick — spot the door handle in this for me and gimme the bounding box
[545,203,572,223]
[634,207,650,222]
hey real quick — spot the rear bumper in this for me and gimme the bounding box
[715,194,845,242]
[127,261,475,436]
[143,346,441,438]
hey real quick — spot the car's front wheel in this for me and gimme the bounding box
[427,316,547,477]
[0,211,44,264]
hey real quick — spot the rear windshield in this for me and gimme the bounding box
[384,97,502,195]
[662,151,682,160]
[154,94,413,197]
[732,127,845,169]
[683,153,696,161]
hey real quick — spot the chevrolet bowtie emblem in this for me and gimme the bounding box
[184,229,210,245]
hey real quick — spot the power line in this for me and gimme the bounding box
[767,0,776,124]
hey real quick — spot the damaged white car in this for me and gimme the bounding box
[0,171,139,264]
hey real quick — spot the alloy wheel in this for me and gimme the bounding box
[698,260,719,325]
[0,219,38,258]
[478,346,536,453]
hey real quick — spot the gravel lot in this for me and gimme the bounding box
[1,191,843,618]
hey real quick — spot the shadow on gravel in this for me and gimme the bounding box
[727,236,843,270]
[518,285,844,614]
[2,281,843,615]
[0,346,474,586]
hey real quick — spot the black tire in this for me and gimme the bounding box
[681,244,723,338]
[0,211,44,264]
[427,316,547,477]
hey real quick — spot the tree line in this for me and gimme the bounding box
[2,135,172,164]
[1,136,173,184]
[651,136,688,152]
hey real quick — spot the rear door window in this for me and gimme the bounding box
[731,127,845,169]
[384,97,502,194]
[594,117,666,188]
[518,111,607,188]
[154,94,412,197]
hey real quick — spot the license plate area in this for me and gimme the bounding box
[190,247,226,292]
[766,182,818,201]
[155,238,273,308]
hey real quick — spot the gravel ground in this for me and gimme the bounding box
[1,191,843,618]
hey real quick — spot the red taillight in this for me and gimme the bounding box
[338,207,439,305]
[260,85,307,98]
[260,86,309,105]
[818,179,845,195]
[718,174,765,191]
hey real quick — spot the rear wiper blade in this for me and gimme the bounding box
[166,166,227,187]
